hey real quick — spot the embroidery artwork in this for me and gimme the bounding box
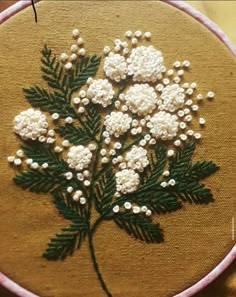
[8,29,219,297]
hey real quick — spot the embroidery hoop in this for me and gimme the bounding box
[0,1,235,296]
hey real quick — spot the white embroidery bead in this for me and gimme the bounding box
[80,197,87,205]
[168,179,176,186]
[163,170,170,177]
[194,133,202,139]
[113,205,120,213]
[64,62,73,71]
[141,206,148,212]
[133,206,141,214]
[60,53,68,63]
[125,30,132,38]
[207,91,215,99]
[67,186,73,193]
[146,210,152,216]
[42,162,49,169]
[84,180,91,187]
[77,37,84,45]
[65,172,73,180]
[79,48,86,56]
[72,28,80,38]
[161,181,168,188]
[52,113,59,120]
[14,158,22,166]
[199,117,206,125]
[124,202,132,210]
[65,116,73,124]
[7,156,15,163]
[70,44,78,53]
[144,31,152,39]
[16,149,24,158]
[167,149,174,157]
[30,162,39,169]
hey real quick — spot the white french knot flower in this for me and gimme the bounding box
[103,52,128,82]
[67,145,92,171]
[125,145,149,172]
[13,108,48,141]
[104,111,132,137]
[124,84,157,116]
[115,169,140,194]
[127,45,164,82]
[86,79,115,107]
[158,83,185,112]
[147,111,179,140]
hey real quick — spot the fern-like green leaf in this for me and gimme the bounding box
[137,141,167,193]
[13,170,67,193]
[43,193,88,260]
[23,86,75,118]
[172,181,214,204]
[43,224,86,260]
[71,55,101,91]
[133,191,182,214]
[169,141,196,176]
[185,161,219,181]
[113,213,163,243]
[21,142,61,165]
[41,44,68,94]
[55,124,93,145]
[94,168,116,213]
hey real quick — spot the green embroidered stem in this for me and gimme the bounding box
[88,230,113,297]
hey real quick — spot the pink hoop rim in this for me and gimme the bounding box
[0,1,235,296]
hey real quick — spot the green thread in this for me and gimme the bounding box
[11,44,220,297]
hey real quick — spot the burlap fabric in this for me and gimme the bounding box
[0,1,235,297]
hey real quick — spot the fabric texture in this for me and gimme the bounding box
[0,1,235,297]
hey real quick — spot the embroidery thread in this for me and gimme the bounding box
[8,29,219,297]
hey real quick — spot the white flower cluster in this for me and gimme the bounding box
[103,53,128,82]
[86,79,115,107]
[67,145,92,171]
[104,112,132,137]
[124,84,157,116]
[147,111,179,140]
[158,84,185,112]
[127,46,164,82]
[13,108,48,141]
[115,169,140,194]
[125,145,149,172]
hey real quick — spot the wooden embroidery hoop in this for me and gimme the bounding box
[0,1,235,296]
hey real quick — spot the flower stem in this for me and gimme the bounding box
[88,230,113,297]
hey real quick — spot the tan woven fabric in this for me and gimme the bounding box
[0,1,235,297]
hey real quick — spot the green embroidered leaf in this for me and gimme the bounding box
[94,168,116,213]
[21,142,61,165]
[43,224,87,260]
[55,124,93,145]
[137,141,167,193]
[23,86,75,118]
[133,191,182,214]
[13,170,66,193]
[83,104,101,136]
[41,44,68,94]
[55,104,101,145]
[43,194,88,260]
[113,213,163,243]
[185,161,219,181]
[71,55,101,91]
[172,181,214,204]
[52,189,87,219]
[169,141,196,176]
